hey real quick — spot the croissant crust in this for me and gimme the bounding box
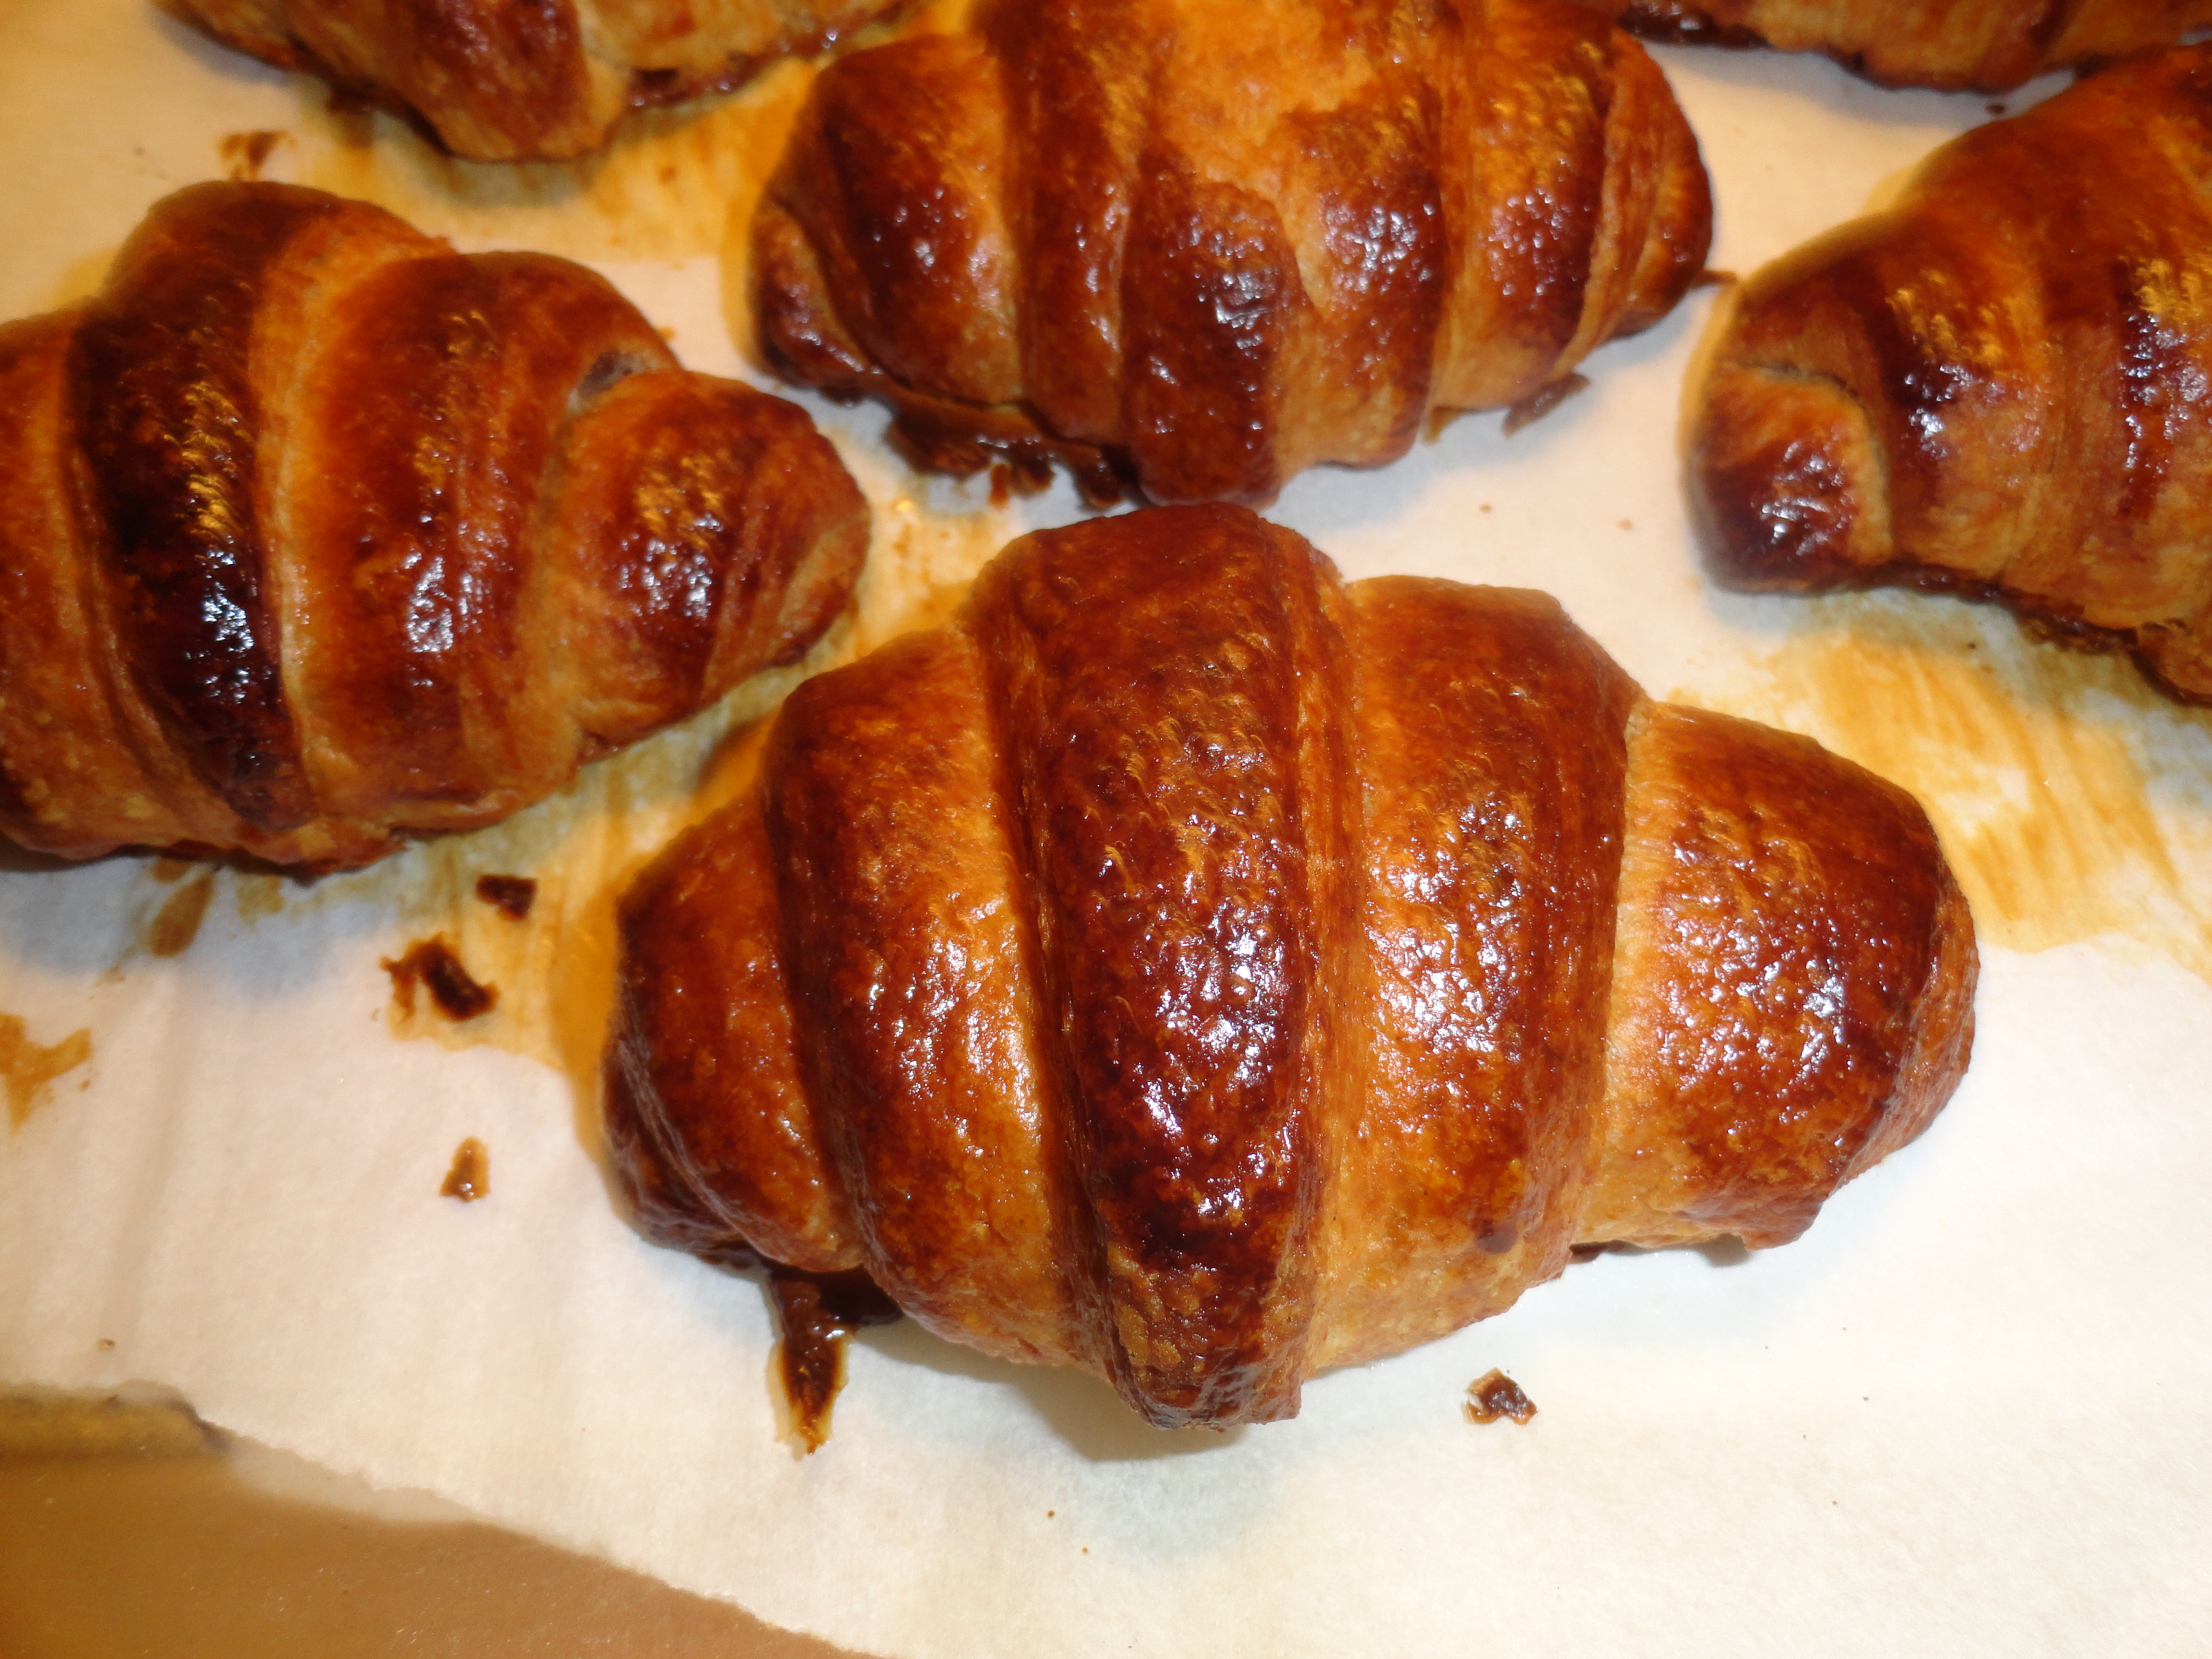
[167,0,903,160]
[1689,46,2212,704]
[1603,0,2212,93]
[752,0,1712,506]
[604,505,1975,1429]
[0,182,868,869]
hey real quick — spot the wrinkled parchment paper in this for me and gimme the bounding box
[2,5,2209,1654]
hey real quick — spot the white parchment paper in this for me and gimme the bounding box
[2,5,2208,1654]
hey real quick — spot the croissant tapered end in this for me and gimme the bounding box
[1688,275,1898,594]
[0,181,867,871]
[1687,46,2212,705]
[605,505,1975,1430]
[752,0,1713,507]
[1579,705,1978,1254]
[166,0,905,160]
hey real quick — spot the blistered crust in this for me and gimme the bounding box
[755,0,1713,505]
[609,506,1976,1427]
[0,182,867,869]
[1690,46,2212,703]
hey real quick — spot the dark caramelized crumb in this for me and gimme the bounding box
[382,937,498,1022]
[1465,1369,1537,1425]
[441,1137,490,1201]
[1501,373,1590,436]
[218,130,287,181]
[474,874,538,921]
[767,1267,902,1454]
[988,462,1013,507]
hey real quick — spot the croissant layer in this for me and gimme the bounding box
[1602,0,2212,91]
[1689,46,2212,703]
[605,505,1975,1428]
[0,182,867,869]
[752,0,1712,505]
[168,0,902,160]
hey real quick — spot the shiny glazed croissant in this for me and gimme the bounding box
[604,505,1976,1429]
[0,181,867,871]
[168,0,902,160]
[1600,0,2212,91]
[753,0,1713,506]
[1690,47,2212,704]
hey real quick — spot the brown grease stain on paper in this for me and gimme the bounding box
[1,1014,92,1129]
[849,498,1010,655]
[235,875,286,923]
[1710,592,2212,981]
[146,871,216,959]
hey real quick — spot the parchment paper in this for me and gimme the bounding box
[2,4,2209,1654]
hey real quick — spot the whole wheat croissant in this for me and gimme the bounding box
[168,0,902,160]
[604,504,1975,1430]
[752,0,1713,507]
[1690,47,2212,704]
[0,181,867,871]
[1597,0,2212,91]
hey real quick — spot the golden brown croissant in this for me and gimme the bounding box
[752,0,1713,506]
[603,504,1976,1430]
[1599,0,2212,91]
[0,181,867,871]
[1690,47,2212,704]
[167,0,903,160]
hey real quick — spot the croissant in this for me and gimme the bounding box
[1598,0,2212,90]
[752,0,1713,507]
[1690,47,2212,704]
[0,181,868,871]
[167,0,902,160]
[603,504,1976,1430]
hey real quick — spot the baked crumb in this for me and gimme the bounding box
[1465,1369,1537,1425]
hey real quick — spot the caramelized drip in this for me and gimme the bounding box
[474,874,538,921]
[382,937,498,1022]
[0,1013,93,1130]
[1500,373,1591,436]
[440,1137,490,1201]
[767,1267,902,1454]
[1464,1369,1537,1425]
